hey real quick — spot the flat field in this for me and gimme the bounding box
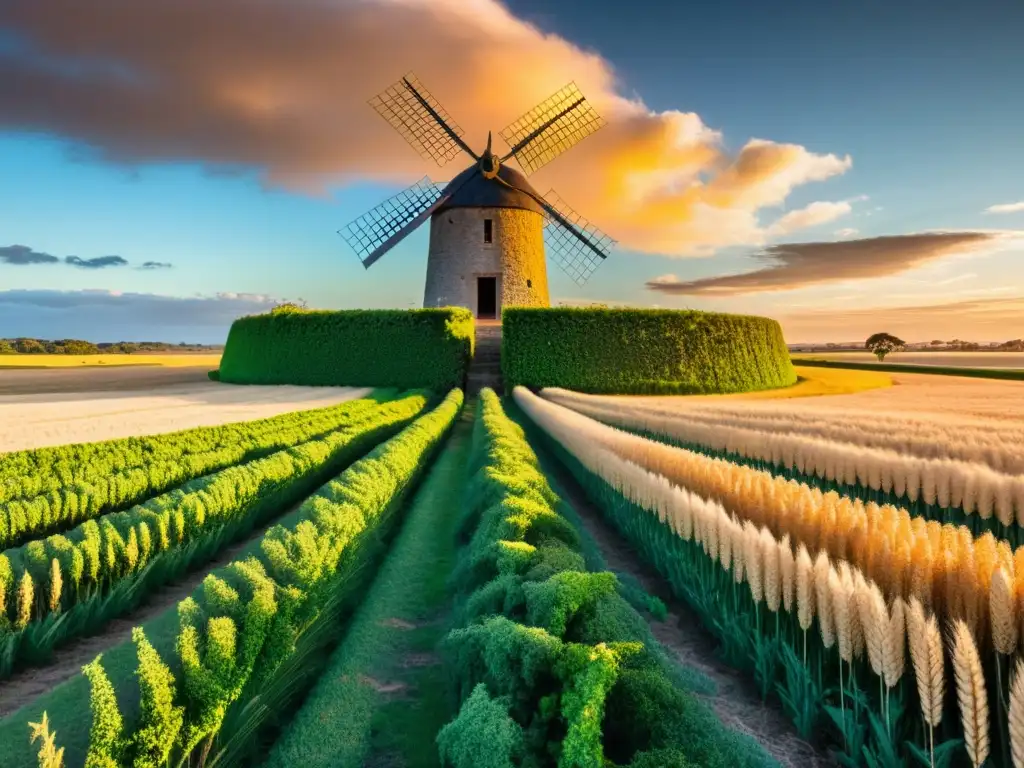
[0,382,371,451]
[0,353,222,368]
[793,350,1024,369]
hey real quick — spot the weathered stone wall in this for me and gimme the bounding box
[424,206,549,316]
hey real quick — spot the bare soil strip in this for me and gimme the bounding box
[536,442,835,768]
[0,364,212,395]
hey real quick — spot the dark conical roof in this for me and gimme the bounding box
[435,164,545,216]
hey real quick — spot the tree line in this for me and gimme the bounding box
[0,339,221,355]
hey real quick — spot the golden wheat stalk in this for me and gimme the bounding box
[952,619,990,768]
[991,566,1019,656]
[1009,658,1024,768]
[883,597,906,689]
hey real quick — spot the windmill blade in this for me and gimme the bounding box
[537,190,615,286]
[370,73,477,167]
[339,177,446,269]
[498,82,605,175]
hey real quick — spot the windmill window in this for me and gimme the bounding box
[527,279,532,288]
[483,219,493,243]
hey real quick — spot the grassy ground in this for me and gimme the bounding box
[265,407,473,768]
[0,353,222,368]
[791,357,1024,381]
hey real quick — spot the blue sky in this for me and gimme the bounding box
[1,0,1022,343]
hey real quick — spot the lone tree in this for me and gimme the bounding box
[865,332,905,362]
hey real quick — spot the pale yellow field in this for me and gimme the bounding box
[0,353,222,368]
[0,384,370,452]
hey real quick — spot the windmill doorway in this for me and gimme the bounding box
[476,276,498,319]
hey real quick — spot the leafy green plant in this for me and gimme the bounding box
[501,307,795,394]
[218,308,474,389]
[0,393,429,644]
[0,390,398,549]
[62,389,463,766]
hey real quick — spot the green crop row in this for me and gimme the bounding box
[0,392,430,642]
[436,389,774,767]
[501,307,796,394]
[0,391,397,550]
[218,306,475,390]
[27,389,463,767]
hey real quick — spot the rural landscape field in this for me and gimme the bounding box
[3,0,1023,766]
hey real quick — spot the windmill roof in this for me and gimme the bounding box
[435,164,545,216]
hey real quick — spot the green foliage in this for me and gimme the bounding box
[81,657,124,768]
[502,307,795,394]
[0,393,428,650]
[436,683,524,768]
[27,713,65,768]
[64,389,463,764]
[0,390,399,549]
[128,628,184,767]
[218,307,475,389]
[441,389,774,768]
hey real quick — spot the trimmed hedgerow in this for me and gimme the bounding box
[501,307,795,394]
[438,389,775,767]
[33,389,463,766]
[218,307,475,389]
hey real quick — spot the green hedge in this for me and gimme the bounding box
[218,307,475,390]
[502,308,795,394]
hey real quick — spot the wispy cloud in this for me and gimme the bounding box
[64,255,128,269]
[0,0,851,257]
[645,231,1022,296]
[985,201,1024,215]
[766,201,852,237]
[0,244,60,266]
[1,244,164,270]
[835,228,859,238]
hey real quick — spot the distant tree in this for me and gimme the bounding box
[930,339,944,346]
[865,332,905,362]
[0,340,15,354]
[15,338,45,354]
[61,339,100,355]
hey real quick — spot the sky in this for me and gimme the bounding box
[0,0,1022,344]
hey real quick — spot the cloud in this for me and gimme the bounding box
[835,228,859,238]
[767,201,852,237]
[0,244,60,265]
[139,261,173,269]
[780,296,1024,343]
[985,201,1024,215]
[64,255,129,269]
[0,0,851,257]
[646,231,1022,296]
[0,289,278,343]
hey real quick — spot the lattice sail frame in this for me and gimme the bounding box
[500,83,606,175]
[540,190,615,286]
[370,73,467,167]
[339,177,442,266]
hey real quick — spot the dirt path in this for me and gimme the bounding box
[538,449,834,768]
[0,365,212,395]
[0,519,272,718]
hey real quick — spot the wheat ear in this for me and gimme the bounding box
[952,619,990,768]
[1009,658,1024,768]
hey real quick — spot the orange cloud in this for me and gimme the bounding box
[647,232,1018,295]
[0,0,851,256]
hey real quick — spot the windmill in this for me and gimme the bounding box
[339,73,615,319]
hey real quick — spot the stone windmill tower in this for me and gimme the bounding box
[340,74,615,319]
